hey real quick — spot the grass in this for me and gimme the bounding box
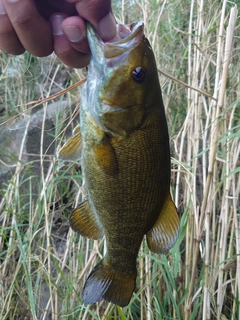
[0,0,239,319]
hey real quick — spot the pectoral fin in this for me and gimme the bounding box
[146,193,179,254]
[58,126,82,161]
[70,200,104,240]
[94,135,118,175]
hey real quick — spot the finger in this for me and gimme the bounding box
[61,16,90,54]
[35,0,77,20]
[96,12,117,41]
[50,14,90,68]
[69,0,116,40]
[0,0,25,54]
[3,0,53,57]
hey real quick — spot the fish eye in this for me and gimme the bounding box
[132,67,145,83]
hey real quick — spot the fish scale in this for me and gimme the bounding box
[58,21,180,307]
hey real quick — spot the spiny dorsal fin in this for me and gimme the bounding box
[146,193,179,253]
[70,200,104,240]
[58,130,82,161]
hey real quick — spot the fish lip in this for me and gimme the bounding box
[87,21,144,59]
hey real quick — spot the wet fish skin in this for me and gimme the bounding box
[58,21,179,307]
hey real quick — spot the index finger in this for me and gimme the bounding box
[3,0,53,57]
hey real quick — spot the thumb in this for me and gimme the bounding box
[75,0,116,40]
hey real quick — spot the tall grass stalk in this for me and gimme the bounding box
[0,0,239,319]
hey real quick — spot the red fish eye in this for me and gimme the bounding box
[132,67,145,83]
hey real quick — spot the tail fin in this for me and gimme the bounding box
[82,260,136,307]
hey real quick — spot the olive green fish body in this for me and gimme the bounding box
[59,22,179,307]
[82,100,169,263]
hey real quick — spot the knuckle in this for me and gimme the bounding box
[11,13,32,27]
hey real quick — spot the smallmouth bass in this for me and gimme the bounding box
[59,21,179,307]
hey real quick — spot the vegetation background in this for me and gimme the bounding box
[0,0,239,319]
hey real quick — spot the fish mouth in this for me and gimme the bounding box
[87,21,144,60]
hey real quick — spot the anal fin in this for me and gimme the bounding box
[70,200,104,240]
[146,193,179,254]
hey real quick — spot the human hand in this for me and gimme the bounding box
[0,0,116,68]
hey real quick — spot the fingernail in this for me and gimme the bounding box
[98,13,116,41]
[0,0,7,15]
[50,14,67,36]
[63,26,83,43]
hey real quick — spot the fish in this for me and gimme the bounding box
[58,21,179,307]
